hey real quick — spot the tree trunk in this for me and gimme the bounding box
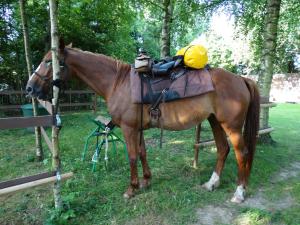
[160,0,174,58]
[19,0,43,161]
[44,20,51,54]
[258,0,281,97]
[257,0,281,143]
[49,0,62,210]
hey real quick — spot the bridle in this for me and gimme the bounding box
[33,50,69,89]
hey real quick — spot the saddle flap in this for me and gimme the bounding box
[130,67,215,104]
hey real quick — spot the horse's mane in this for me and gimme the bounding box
[68,47,131,89]
[114,60,131,90]
[69,47,118,63]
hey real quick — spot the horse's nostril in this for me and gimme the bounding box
[26,86,33,93]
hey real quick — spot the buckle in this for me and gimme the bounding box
[149,108,161,120]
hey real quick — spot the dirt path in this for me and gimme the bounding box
[194,162,300,225]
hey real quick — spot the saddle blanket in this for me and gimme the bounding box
[130,67,215,104]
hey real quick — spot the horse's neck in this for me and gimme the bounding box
[66,48,118,99]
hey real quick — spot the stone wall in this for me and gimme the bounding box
[244,73,300,103]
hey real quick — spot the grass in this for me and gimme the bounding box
[0,103,300,225]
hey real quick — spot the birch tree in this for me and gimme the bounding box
[19,0,43,161]
[160,0,174,58]
[258,0,281,139]
[137,0,207,58]
[49,0,62,209]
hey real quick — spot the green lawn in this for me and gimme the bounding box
[0,104,299,225]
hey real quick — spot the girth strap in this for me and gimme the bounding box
[139,73,167,148]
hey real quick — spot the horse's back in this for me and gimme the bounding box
[210,68,249,94]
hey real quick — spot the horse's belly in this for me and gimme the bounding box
[152,95,214,130]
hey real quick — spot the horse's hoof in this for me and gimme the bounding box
[139,179,151,189]
[202,182,214,191]
[230,196,244,204]
[201,172,220,191]
[123,187,135,199]
[123,193,131,199]
[231,185,245,203]
[202,180,220,191]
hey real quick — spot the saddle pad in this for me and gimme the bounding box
[130,67,215,104]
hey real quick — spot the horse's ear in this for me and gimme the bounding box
[59,38,65,51]
[67,43,73,48]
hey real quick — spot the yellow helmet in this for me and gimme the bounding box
[176,44,208,69]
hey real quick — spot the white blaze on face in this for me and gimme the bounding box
[29,63,42,81]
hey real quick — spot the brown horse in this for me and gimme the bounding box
[26,41,260,203]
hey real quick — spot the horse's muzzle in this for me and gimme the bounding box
[26,83,46,100]
[26,85,33,96]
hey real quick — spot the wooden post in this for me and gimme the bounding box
[93,92,97,114]
[0,172,73,196]
[19,0,43,161]
[69,90,72,111]
[49,0,62,210]
[193,123,201,169]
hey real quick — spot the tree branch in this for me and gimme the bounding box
[142,0,164,10]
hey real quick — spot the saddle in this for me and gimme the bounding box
[151,56,184,78]
[131,62,215,104]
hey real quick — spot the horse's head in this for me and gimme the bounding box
[26,39,71,100]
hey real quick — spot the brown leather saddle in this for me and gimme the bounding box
[130,66,215,105]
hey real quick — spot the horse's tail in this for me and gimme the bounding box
[243,77,260,179]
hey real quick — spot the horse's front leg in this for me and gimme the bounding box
[121,124,140,199]
[139,133,151,189]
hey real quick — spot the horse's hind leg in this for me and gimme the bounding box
[202,115,230,191]
[139,133,152,189]
[223,127,248,203]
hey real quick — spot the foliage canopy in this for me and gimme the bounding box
[0,0,299,89]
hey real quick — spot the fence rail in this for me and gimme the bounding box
[0,90,97,113]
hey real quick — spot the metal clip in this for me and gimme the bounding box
[104,126,111,134]
[56,114,62,127]
[56,171,61,181]
[161,88,168,94]
[150,108,161,120]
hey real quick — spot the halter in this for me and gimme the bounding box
[34,50,69,89]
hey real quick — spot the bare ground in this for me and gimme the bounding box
[194,162,300,225]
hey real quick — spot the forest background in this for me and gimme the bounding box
[0,0,299,92]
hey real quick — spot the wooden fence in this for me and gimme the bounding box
[0,90,98,113]
[0,98,73,196]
